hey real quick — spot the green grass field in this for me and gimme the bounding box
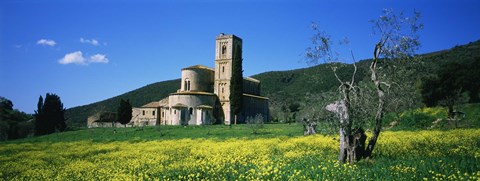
[8,124,303,143]
[1,124,479,180]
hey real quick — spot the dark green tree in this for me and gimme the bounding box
[34,96,44,135]
[281,104,288,123]
[421,57,480,118]
[288,102,301,124]
[0,97,14,140]
[0,97,13,111]
[34,93,67,136]
[116,99,132,126]
[230,44,243,124]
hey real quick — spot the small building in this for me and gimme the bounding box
[132,101,160,126]
[87,112,128,128]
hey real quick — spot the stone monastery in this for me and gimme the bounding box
[89,34,269,127]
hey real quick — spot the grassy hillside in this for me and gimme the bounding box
[253,40,480,120]
[65,40,480,128]
[65,79,180,128]
[15,103,480,143]
[5,124,302,143]
[1,125,479,180]
[383,103,480,130]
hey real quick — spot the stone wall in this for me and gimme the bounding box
[132,107,159,126]
[89,122,132,128]
[168,92,219,125]
[242,94,269,123]
[181,66,214,92]
[243,78,261,96]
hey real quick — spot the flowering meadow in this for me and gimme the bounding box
[0,126,479,180]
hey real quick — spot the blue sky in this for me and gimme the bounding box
[1,0,479,113]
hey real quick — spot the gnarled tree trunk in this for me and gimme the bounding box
[327,97,362,164]
[364,43,388,159]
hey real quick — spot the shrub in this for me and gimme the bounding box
[246,114,264,134]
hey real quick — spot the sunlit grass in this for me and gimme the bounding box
[1,126,479,180]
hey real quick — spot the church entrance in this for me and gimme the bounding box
[179,109,188,126]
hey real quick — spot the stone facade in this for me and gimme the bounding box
[214,34,243,124]
[131,98,168,126]
[167,92,218,125]
[89,33,269,127]
[132,106,159,126]
[87,112,133,128]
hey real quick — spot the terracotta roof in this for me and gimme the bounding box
[158,97,169,107]
[140,97,169,108]
[182,65,214,71]
[142,101,160,108]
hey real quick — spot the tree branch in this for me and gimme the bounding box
[350,50,357,86]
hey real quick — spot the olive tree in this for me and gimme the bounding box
[305,9,422,164]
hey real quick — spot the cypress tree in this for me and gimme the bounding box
[116,99,132,126]
[34,96,43,136]
[230,44,243,123]
[34,93,66,136]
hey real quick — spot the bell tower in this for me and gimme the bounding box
[214,33,242,125]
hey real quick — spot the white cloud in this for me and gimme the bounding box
[59,51,86,65]
[37,39,56,46]
[58,51,109,65]
[89,54,109,63]
[80,38,100,46]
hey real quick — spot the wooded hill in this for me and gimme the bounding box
[65,40,480,128]
[65,79,179,128]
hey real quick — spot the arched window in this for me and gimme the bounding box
[221,45,226,55]
[222,66,224,72]
[189,107,193,115]
[184,78,191,91]
[184,80,187,91]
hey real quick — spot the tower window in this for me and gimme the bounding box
[152,111,155,116]
[142,110,145,115]
[189,107,193,115]
[184,79,191,91]
[221,45,226,55]
[222,66,224,72]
